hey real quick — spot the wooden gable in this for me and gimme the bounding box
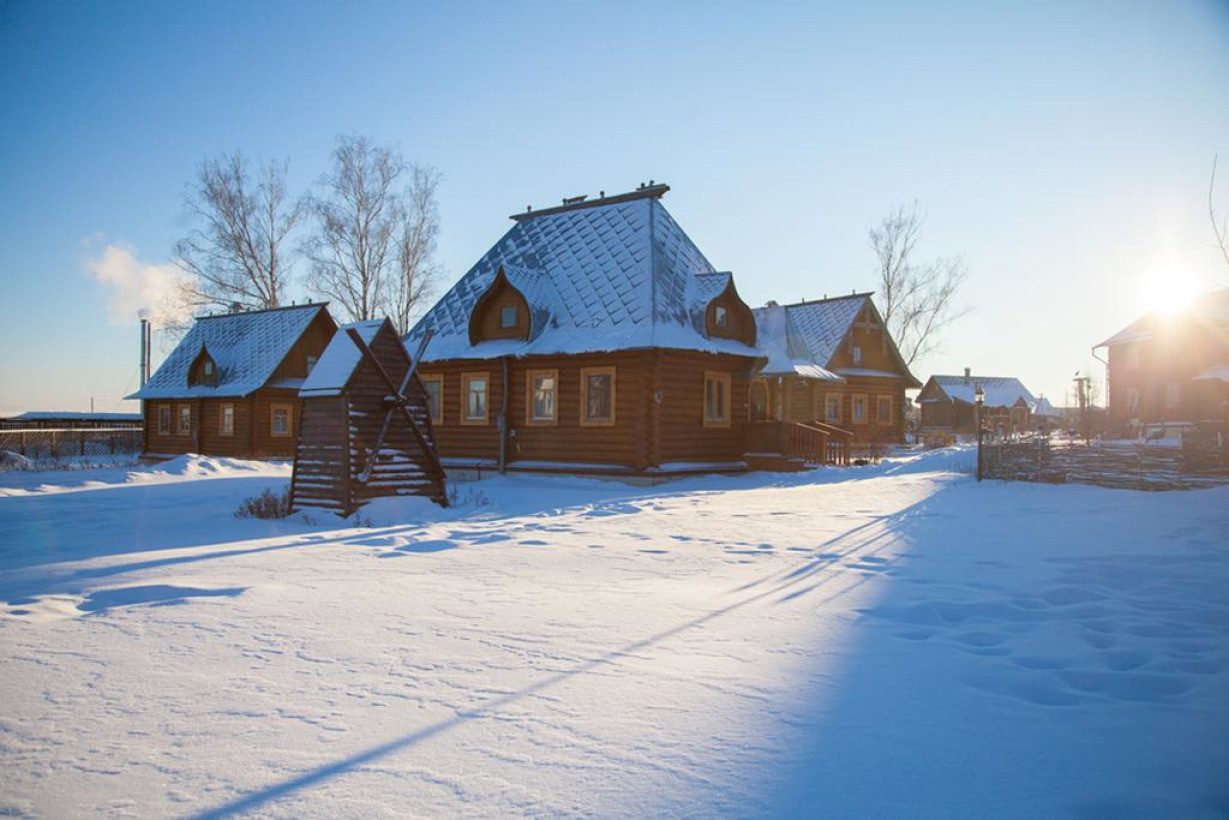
[704,280,756,346]
[827,300,919,386]
[469,267,531,344]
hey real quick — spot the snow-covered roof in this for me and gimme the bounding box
[1193,364,1229,384]
[128,304,331,400]
[751,294,918,385]
[405,188,759,361]
[299,319,385,397]
[929,374,1037,409]
[1096,288,1229,348]
[7,411,142,421]
[752,302,843,381]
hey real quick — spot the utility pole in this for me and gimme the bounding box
[1073,373,1091,444]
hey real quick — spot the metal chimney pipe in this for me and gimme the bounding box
[138,314,151,387]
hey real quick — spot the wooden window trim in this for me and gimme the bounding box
[270,403,293,437]
[825,392,842,424]
[177,404,192,436]
[579,366,617,427]
[461,372,490,425]
[703,371,732,428]
[157,404,171,435]
[851,393,868,425]
[876,395,894,425]
[220,402,235,437]
[525,369,559,426]
[500,304,518,329]
[421,374,443,425]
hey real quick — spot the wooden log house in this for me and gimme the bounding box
[1094,288,1229,436]
[128,304,337,459]
[916,371,1038,441]
[404,183,919,475]
[291,319,446,515]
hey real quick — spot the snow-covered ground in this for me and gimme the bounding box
[1,451,1227,817]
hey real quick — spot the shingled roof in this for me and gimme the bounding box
[405,186,761,361]
[753,294,920,386]
[1096,288,1229,348]
[924,374,1037,410]
[128,304,332,400]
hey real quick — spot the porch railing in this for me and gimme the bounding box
[744,420,852,466]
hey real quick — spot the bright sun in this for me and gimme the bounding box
[1139,268,1201,316]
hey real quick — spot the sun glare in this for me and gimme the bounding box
[1139,268,1200,316]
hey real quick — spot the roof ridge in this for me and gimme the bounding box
[196,302,327,320]
[509,183,670,223]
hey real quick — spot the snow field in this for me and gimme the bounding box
[0,450,1226,817]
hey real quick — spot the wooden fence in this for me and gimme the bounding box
[982,436,1229,491]
[0,427,143,459]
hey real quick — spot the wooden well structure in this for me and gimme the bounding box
[290,319,447,515]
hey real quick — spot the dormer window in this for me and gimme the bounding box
[189,347,218,387]
[714,305,728,328]
[852,345,863,366]
[501,305,518,328]
[306,354,318,373]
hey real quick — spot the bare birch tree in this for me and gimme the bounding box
[1210,155,1229,274]
[869,202,968,366]
[174,152,303,315]
[304,135,411,324]
[390,165,443,334]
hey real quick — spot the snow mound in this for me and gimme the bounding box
[0,450,34,471]
[135,455,290,481]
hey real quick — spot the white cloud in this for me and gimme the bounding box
[84,244,192,329]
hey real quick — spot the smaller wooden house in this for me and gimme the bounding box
[916,370,1037,440]
[291,319,446,515]
[128,304,336,459]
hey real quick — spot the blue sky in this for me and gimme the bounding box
[2,0,1227,414]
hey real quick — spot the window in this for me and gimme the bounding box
[825,393,841,423]
[580,366,616,426]
[462,373,489,424]
[851,394,867,424]
[851,345,863,366]
[877,395,893,425]
[1165,382,1181,409]
[421,375,443,424]
[501,305,518,329]
[178,404,192,436]
[1127,386,1141,416]
[526,369,558,425]
[749,380,769,422]
[703,372,731,427]
[220,403,234,436]
[306,354,318,373]
[270,403,292,437]
[714,305,729,328]
[203,360,214,377]
[157,404,171,435]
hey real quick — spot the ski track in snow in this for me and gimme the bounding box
[0,450,1227,818]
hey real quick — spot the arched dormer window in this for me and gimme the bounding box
[469,266,531,345]
[705,280,756,346]
[188,345,218,387]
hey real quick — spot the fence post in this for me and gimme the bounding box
[19,431,25,456]
[79,433,85,457]
[51,431,57,459]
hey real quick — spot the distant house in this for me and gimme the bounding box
[127,304,337,459]
[404,183,918,475]
[1094,289,1229,433]
[916,370,1037,438]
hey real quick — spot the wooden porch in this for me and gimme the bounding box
[743,419,854,471]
